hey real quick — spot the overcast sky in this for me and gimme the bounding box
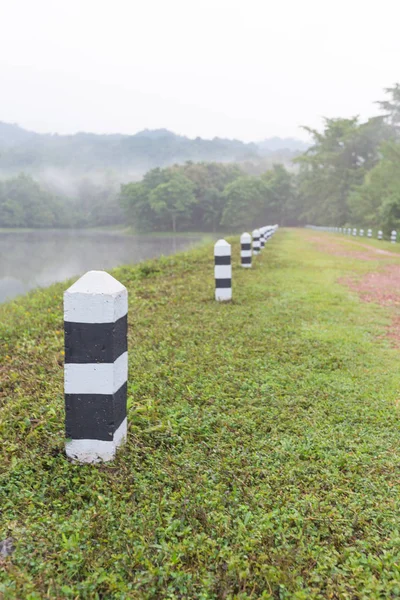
[0,0,399,142]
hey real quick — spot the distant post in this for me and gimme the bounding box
[240,232,252,268]
[367,229,372,238]
[64,270,128,463]
[359,229,364,237]
[391,230,397,244]
[252,229,260,255]
[260,228,266,250]
[214,240,232,301]
[378,230,383,240]
[352,228,357,236]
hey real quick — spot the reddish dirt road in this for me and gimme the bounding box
[309,234,400,345]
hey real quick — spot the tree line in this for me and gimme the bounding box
[2,84,400,232]
[0,173,122,228]
[119,162,296,232]
[120,85,400,234]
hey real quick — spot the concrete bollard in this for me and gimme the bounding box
[391,230,397,244]
[240,232,252,268]
[359,229,364,237]
[367,229,372,238]
[352,228,357,236]
[64,270,128,463]
[252,229,260,255]
[378,230,383,240]
[347,228,351,235]
[214,239,232,301]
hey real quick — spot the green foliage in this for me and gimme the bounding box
[349,142,400,234]
[0,172,123,229]
[262,164,298,226]
[296,117,388,226]
[0,174,71,228]
[221,176,267,229]
[1,231,400,597]
[120,162,285,232]
[149,172,195,232]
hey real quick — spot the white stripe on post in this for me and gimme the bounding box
[252,229,260,255]
[240,232,252,268]
[64,270,128,463]
[214,239,232,301]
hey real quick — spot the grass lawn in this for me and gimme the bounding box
[1,229,399,599]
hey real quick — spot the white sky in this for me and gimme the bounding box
[0,0,399,142]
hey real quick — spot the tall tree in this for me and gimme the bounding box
[221,176,267,230]
[149,172,196,232]
[349,141,400,233]
[376,83,400,136]
[296,116,388,225]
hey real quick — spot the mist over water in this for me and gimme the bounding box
[0,229,201,303]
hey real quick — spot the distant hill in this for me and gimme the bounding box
[0,122,308,178]
[257,136,310,153]
[0,122,39,148]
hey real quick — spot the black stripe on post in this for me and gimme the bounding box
[64,314,128,364]
[215,255,231,265]
[65,383,127,441]
[241,256,251,264]
[215,278,232,288]
[241,243,251,251]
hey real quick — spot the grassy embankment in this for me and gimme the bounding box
[1,229,400,599]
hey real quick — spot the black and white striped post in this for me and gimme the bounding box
[240,232,252,268]
[252,229,260,255]
[378,230,383,240]
[214,239,232,301]
[64,270,128,463]
[367,229,372,238]
[359,229,364,237]
[260,228,266,250]
[391,230,397,244]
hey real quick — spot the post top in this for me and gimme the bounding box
[214,239,230,248]
[240,232,251,241]
[252,229,260,235]
[66,270,126,296]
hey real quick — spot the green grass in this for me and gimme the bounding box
[1,229,400,599]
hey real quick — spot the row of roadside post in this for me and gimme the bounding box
[307,225,397,243]
[214,225,279,301]
[63,225,279,463]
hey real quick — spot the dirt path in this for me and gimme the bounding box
[309,234,400,261]
[309,233,400,345]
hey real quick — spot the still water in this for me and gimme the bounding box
[0,229,202,304]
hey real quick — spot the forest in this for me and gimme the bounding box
[2,84,400,232]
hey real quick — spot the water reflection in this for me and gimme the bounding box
[0,229,201,303]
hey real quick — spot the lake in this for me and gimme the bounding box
[0,229,203,304]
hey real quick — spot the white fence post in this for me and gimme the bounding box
[240,232,252,268]
[64,270,128,463]
[214,240,232,301]
[378,230,383,240]
[391,230,397,244]
[367,229,372,238]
